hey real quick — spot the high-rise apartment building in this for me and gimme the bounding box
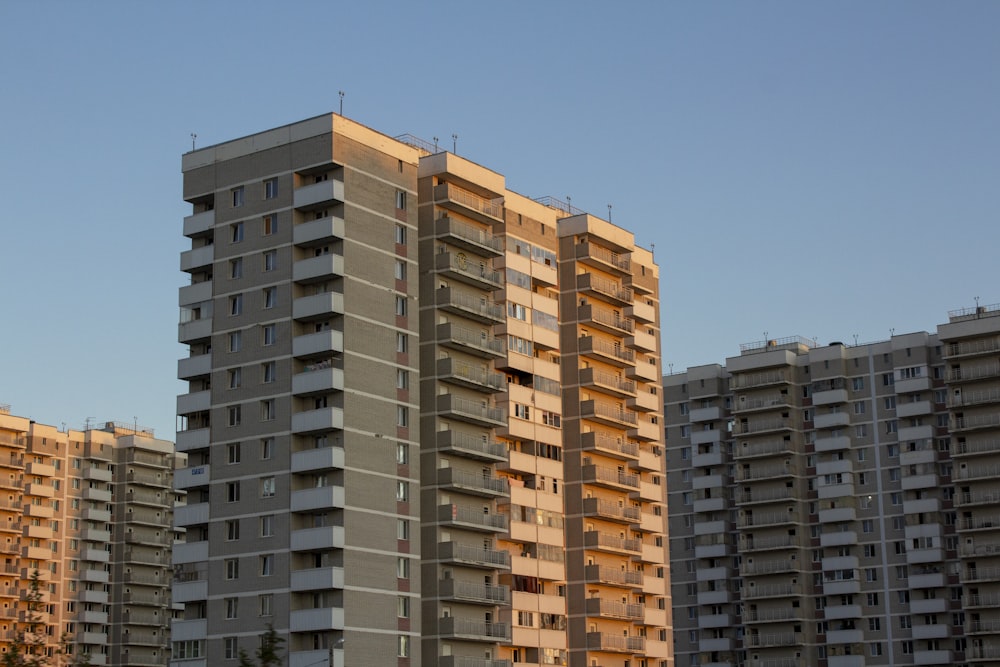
[666,303,1000,667]
[173,114,671,667]
[0,407,181,666]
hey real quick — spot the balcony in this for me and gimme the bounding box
[437,395,506,427]
[438,541,510,569]
[586,633,645,654]
[585,597,643,620]
[292,329,344,358]
[740,535,797,552]
[290,486,345,512]
[576,241,631,276]
[733,394,793,413]
[435,251,503,290]
[954,413,1000,432]
[438,616,511,643]
[291,446,344,473]
[293,215,344,246]
[290,566,344,592]
[171,618,207,642]
[293,178,344,209]
[437,504,508,532]
[293,253,343,284]
[814,435,851,452]
[582,497,642,524]
[740,560,796,577]
[293,292,344,321]
[580,400,637,428]
[577,273,633,307]
[733,418,796,436]
[581,464,639,491]
[179,245,213,273]
[436,322,505,358]
[175,427,209,452]
[178,281,213,307]
[434,183,504,223]
[738,510,798,528]
[183,209,215,237]
[292,367,344,396]
[738,487,794,505]
[735,439,795,459]
[578,303,634,335]
[627,299,656,323]
[813,411,850,429]
[580,430,639,460]
[437,286,504,324]
[173,464,209,490]
[291,407,343,434]
[178,317,212,343]
[437,358,505,393]
[290,525,344,551]
[813,388,848,406]
[950,363,1000,383]
[177,353,212,380]
[578,336,636,367]
[579,367,636,398]
[436,430,507,462]
[434,216,503,256]
[439,579,510,605]
[743,583,800,599]
[745,633,799,648]
[735,464,794,482]
[584,564,643,588]
[583,530,641,555]
[437,468,507,498]
[289,606,345,632]
[82,486,111,502]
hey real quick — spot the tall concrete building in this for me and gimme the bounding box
[0,407,181,666]
[173,114,672,667]
[665,303,1000,667]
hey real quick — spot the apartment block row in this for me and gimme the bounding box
[666,304,1000,667]
[172,114,671,667]
[0,407,183,665]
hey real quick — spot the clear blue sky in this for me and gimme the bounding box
[2,1,998,439]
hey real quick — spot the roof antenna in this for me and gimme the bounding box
[433,137,439,152]
[452,134,458,154]
[607,204,612,221]
[338,90,345,115]
[190,133,197,151]
[853,334,859,346]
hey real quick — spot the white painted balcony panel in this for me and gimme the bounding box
[174,465,210,490]
[824,604,862,620]
[910,572,945,588]
[819,531,857,547]
[183,209,215,237]
[173,502,209,527]
[293,292,344,320]
[815,435,851,452]
[294,254,344,283]
[180,245,214,272]
[896,376,931,394]
[290,486,345,512]
[291,525,344,551]
[293,330,344,357]
[176,390,211,415]
[290,651,344,667]
[178,317,212,343]
[899,424,934,441]
[291,407,344,433]
[821,555,858,570]
[290,566,344,591]
[826,629,863,644]
[813,389,848,405]
[289,606,344,632]
[828,656,864,667]
[691,429,721,446]
[818,506,856,523]
[814,412,850,429]
[823,579,860,595]
[913,650,952,665]
[177,354,212,379]
[912,623,949,640]
[293,216,344,245]
[694,520,727,536]
[172,579,207,604]
[293,179,344,209]
[692,450,723,468]
[292,368,344,395]
[172,540,208,564]
[171,618,207,642]
[690,406,722,423]
[898,400,933,418]
[696,566,728,582]
[291,447,344,473]
[909,597,948,614]
[175,428,209,452]
[178,281,213,306]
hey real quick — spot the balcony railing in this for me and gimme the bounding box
[584,564,643,587]
[435,183,504,221]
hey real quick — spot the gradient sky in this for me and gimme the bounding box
[1,1,998,440]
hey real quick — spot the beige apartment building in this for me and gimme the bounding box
[666,303,1000,667]
[0,407,181,666]
[174,114,672,667]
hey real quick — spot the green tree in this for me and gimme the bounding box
[236,625,284,667]
[3,570,49,667]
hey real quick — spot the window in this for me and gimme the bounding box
[396,369,409,389]
[396,557,410,578]
[263,178,278,200]
[395,224,406,245]
[397,519,409,540]
[260,515,274,537]
[886,420,898,434]
[396,481,409,501]
[228,368,241,389]
[866,568,878,582]
[263,250,277,272]
[863,544,876,557]
[513,404,530,420]
[397,406,408,427]
[262,324,276,346]
[887,444,898,458]
[224,637,238,660]
[870,642,883,657]
[397,596,410,618]
[260,399,275,421]
[854,402,866,414]
[852,377,864,391]
[883,373,895,386]
[225,597,238,619]
[261,477,275,498]
[394,260,406,281]
[885,396,896,409]
[230,294,243,316]
[395,190,406,210]
[900,615,911,629]
[856,424,868,437]
[262,213,277,235]
[226,481,240,502]
[890,492,901,505]
[232,187,244,208]
[862,520,873,534]
[261,438,274,460]
[260,554,273,576]
[231,221,244,242]
[867,592,879,606]
[395,295,407,316]
[397,635,410,658]
[396,442,409,464]
[225,559,239,580]
[229,331,242,352]
[889,468,900,482]
[226,520,239,541]
[228,405,241,427]
[230,258,243,279]
[263,287,276,309]
[259,593,273,617]
[262,361,276,383]
[396,333,408,353]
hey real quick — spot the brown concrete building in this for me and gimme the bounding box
[173,114,671,667]
[0,407,181,666]
[666,302,1000,667]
